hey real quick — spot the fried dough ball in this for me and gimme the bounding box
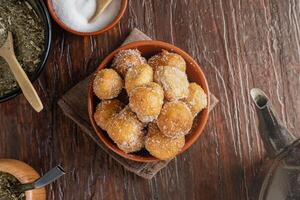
[125,64,153,93]
[157,101,193,138]
[94,100,125,131]
[112,49,146,77]
[129,82,164,123]
[148,50,186,72]
[185,83,208,116]
[154,66,189,101]
[93,69,123,100]
[106,107,145,153]
[145,123,185,160]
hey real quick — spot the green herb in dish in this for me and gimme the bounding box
[0,171,25,200]
[0,0,45,97]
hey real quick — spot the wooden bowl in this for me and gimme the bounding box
[46,0,128,36]
[0,159,46,200]
[88,40,210,162]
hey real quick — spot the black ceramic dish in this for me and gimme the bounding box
[0,0,52,103]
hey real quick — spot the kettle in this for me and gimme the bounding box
[251,88,300,200]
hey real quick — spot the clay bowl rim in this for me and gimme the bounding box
[88,40,210,163]
[46,0,128,36]
[0,159,46,200]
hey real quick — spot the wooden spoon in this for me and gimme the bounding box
[88,0,113,23]
[0,32,43,112]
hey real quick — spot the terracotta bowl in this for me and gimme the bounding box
[88,40,210,162]
[0,159,46,200]
[46,0,128,36]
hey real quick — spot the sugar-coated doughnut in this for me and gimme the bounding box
[93,68,123,100]
[106,107,145,153]
[112,49,146,77]
[94,99,125,131]
[145,123,185,160]
[185,83,208,116]
[157,101,193,138]
[129,82,164,123]
[154,66,189,101]
[148,50,186,72]
[125,63,153,93]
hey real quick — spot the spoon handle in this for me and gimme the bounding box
[0,33,43,112]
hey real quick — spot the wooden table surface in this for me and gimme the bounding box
[1,0,300,199]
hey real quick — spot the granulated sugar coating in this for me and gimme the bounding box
[125,63,153,93]
[148,49,187,72]
[52,0,122,32]
[154,66,189,101]
[93,99,124,130]
[145,123,185,160]
[157,101,193,138]
[129,82,164,123]
[112,49,146,77]
[106,107,145,153]
[93,68,123,100]
[185,83,208,117]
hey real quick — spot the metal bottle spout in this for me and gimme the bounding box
[250,88,297,158]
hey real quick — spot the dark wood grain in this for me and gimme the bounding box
[1,0,300,199]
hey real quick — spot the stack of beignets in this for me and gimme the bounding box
[93,49,208,160]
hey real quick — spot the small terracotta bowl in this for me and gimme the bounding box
[0,159,46,200]
[88,40,210,162]
[46,0,128,36]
